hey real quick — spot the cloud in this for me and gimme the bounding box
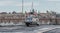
[0,0,39,7]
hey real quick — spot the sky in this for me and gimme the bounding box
[0,0,60,13]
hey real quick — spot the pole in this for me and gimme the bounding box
[22,0,23,13]
[32,2,33,10]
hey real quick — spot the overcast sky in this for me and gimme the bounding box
[0,0,60,13]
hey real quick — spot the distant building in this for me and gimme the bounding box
[0,11,59,25]
[0,12,7,14]
[9,12,11,14]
